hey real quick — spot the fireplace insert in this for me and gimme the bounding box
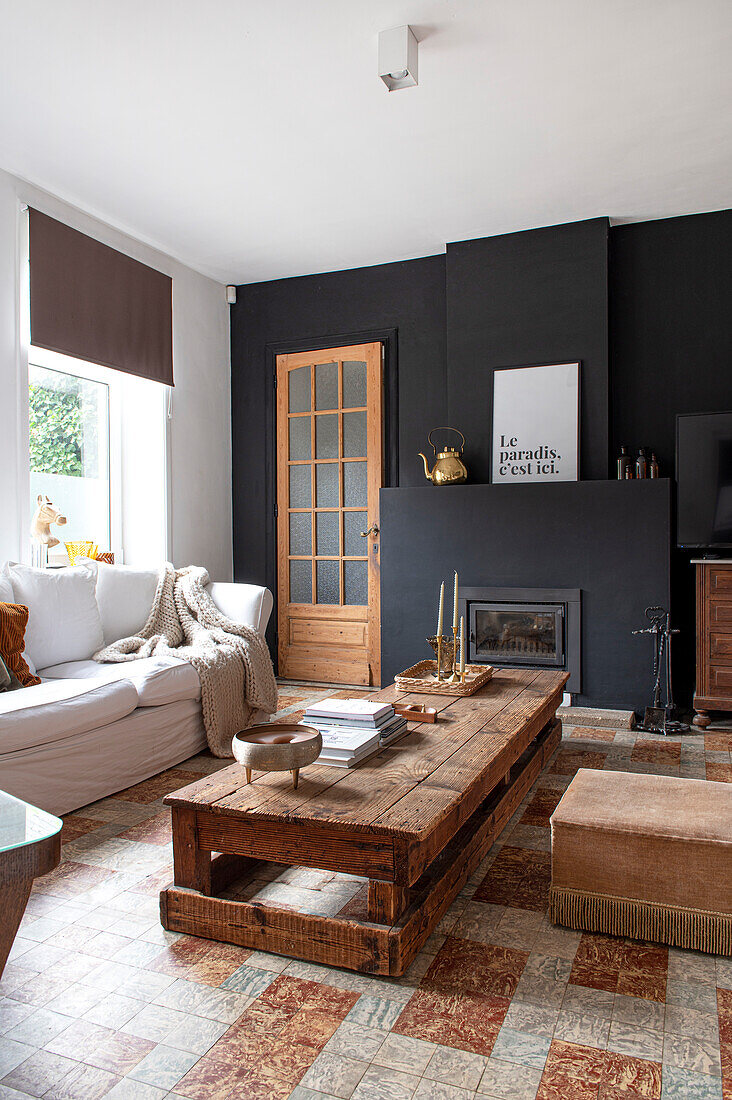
[470,602,564,668]
[458,586,581,692]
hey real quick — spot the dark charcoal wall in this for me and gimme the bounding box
[380,480,672,709]
[610,210,732,705]
[447,219,610,482]
[230,255,447,645]
[232,218,610,598]
[610,210,732,472]
[231,210,732,705]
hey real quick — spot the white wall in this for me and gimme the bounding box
[0,167,233,580]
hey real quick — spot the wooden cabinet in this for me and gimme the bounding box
[693,561,732,728]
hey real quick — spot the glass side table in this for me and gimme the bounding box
[0,790,62,977]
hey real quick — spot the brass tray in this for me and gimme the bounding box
[394,660,494,697]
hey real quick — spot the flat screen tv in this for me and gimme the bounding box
[677,411,732,548]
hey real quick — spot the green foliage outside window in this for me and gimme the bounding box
[29,383,84,476]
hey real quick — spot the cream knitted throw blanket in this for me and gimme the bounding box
[94,564,277,757]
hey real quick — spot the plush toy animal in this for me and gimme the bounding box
[30,495,67,549]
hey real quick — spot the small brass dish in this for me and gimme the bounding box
[231,724,322,789]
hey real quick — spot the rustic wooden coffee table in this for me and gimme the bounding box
[161,668,567,975]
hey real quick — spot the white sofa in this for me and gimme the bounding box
[0,562,273,816]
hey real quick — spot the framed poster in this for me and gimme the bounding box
[492,362,580,484]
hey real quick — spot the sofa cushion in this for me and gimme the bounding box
[0,573,36,676]
[0,677,139,752]
[206,581,272,633]
[5,563,104,670]
[91,562,160,645]
[0,602,41,687]
[41,655,201,707]
[0,574,14,604]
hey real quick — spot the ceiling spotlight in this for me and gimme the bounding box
[378,26,418,91]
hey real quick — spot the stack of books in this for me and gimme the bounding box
[301,698,408,768]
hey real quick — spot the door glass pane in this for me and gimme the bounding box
[344,511,368,556]
[289,512,311,556]
[289,465,311,508]
[316,463,339,507]
[316,511,339,555]
[289,416,311,460]
[343,360,367,408]
[29,363,110,552]
[317,560,339,604]
[343,461,367,507]
[315,414,338,459]
[290,560,311,604]
[288,366,310,413]
[343,411,366,458]
[344,561,368,606]
[315,362,338,410]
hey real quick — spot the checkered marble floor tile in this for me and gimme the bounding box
[1,686,731,1099]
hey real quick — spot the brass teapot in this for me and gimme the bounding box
[418,427,468,485]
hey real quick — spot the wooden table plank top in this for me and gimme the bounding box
[165,668,568,840]
[375,670,566,842]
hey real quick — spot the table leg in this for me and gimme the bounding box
[368,881,410,925]
[0,878,32,979]
[172,807,213,894]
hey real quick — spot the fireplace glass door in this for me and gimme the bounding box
[470,602,565,668]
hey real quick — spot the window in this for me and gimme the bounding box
[28,346,168,566]
[29,361,113,556]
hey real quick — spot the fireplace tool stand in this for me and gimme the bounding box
[632,606,689,734]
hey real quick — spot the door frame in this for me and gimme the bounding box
[264,328,399,679]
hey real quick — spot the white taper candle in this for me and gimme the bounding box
[459,615,465,675]
[437,581,444,637]
[453,571,459,629]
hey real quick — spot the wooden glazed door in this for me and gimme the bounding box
[276,343,383,686]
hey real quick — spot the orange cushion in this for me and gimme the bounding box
[0,602,41,687]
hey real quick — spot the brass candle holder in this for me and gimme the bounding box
[445,625,460,682]
[428,631,467,683]
[427,635,455,679]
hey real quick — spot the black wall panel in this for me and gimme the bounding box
[231,211,732,707]
[610,210,732,471]
[610,209,732,703]
[446,219,610,482]
[380,480,672,709]
[231,256,447,647]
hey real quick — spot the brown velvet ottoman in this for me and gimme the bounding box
[549,768,732,955]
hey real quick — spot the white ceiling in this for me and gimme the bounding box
[1,0,731,284]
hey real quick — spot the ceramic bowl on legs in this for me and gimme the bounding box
[231,724,322,789]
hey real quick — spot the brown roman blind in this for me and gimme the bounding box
[29,208,173,386]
